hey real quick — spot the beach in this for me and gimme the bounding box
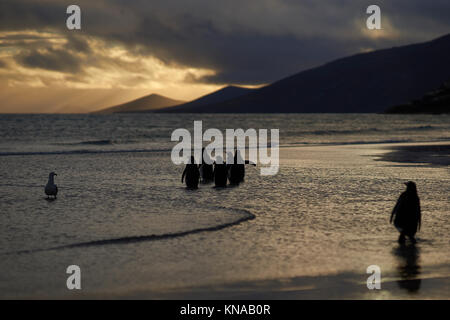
[0,114,449,299]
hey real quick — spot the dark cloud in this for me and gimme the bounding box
[0,34,62,41]
[65,34,91,53]
[0,0,64,31]
[1,0,450,84]
[16,48,81,73]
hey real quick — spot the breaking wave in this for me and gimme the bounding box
[3,208,255,255]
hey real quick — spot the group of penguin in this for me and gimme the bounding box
[181,148,256,189]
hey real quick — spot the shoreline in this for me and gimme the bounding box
[281,141,450,168]
[373,143,450,167]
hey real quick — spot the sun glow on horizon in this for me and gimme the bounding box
[0,30,228,113]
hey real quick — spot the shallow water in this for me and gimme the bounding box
[0,114,449,298]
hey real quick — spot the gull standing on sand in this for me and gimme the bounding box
[45,172,58,199]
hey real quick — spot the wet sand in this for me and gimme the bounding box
[121,274,450,300]
[52,262,450,299]
[376,143,450,167]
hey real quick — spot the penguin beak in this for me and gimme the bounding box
[55,173,57,176]
[404,182,408,186]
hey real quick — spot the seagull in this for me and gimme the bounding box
[45,172,58,199]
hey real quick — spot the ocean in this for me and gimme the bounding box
[0,113,449,298]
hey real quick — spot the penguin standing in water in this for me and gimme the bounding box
[390,181,421,244]
[228,149,256,185]
[213,155,228,187]
[181,156,200,189]
[45,172,58,199]
[199,147,214,183]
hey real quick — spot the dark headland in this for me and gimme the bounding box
[93,94,184,114]
[157,33,450,113]
[385,82,450,114]
[158,85,255,113]
[95,85,253,114]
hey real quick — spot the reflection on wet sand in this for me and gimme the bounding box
[393,243,421,293]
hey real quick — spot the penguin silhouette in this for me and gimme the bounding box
[181,156,200,189]
[228,149,256,185]
[45,172,58,199]
[199,147,214,183]
[213,155,228,187]
[390,181,421,244]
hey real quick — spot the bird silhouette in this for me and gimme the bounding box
[390,181,421,244]
[45,172,58,199]
[181,156,200,189]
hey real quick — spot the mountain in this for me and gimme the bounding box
[159,33,450,113]
[386,81,450,114]
[158,86,255,112]
[94,94,184,114]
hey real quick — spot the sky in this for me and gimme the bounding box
[0,0,449,113]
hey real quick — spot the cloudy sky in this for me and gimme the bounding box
[1,0,449,112]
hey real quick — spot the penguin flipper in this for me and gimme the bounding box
[391,193,405,223]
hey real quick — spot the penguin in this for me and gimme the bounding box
[45,172,58,199]
[213,155,228,187]
[199,147,214,183]
[390,181,421,244]
[181,156,200,189]
[228,149,256,185]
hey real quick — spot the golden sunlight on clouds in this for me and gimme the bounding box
[0,30,221,113]
[60,37,217,90]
